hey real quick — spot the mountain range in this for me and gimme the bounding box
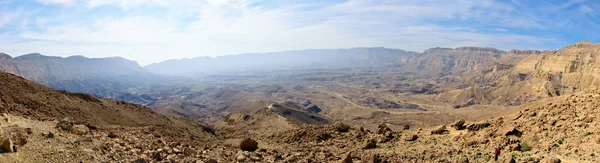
[144,47,418,75]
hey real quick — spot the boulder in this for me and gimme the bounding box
[108,132,118,138]
[542,157,561,163]
[1,138,14,153]
[55,121,74,132]
[467,122,490,131]
[72,125,90,135]
[496,126,521,137]
[403,124,410,130]
[334,122,351,132]
[451,119,466,130]
[4,126,29,146]
[362,138,377,149]
[376,123,391,134]
[240,138,259,151]
[183,147,196,156]
[42,131,55,138]
[431,125,447,135]
[404,134,418,141]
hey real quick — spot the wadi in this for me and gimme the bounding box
[0,41,599,162]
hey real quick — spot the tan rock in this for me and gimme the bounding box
[334,122,350,132]
[404,134,418,141]
[451,119,466,130]
[1,138,14,153]
[55,120,73,131]
[240,138,258,151]
[360,152,380,163]
[362,138,377,149]
[339,152,352,163]
[72,125,90,135]
[431,125,447,135]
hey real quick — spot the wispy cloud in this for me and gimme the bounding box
[0,0,598,65]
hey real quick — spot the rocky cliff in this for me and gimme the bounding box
[0,53,159,105]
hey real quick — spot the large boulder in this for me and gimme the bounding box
[495,126,520,137]
[467,122,490,131]
[56,121,74,132]
[240,138,259,151]
[334,122,350,132]
[404,134,418,141]
[451,119,466,130]
[431,125,447,135]
[4,126,29,146]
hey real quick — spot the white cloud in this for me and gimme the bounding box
[0,0,579,65]
[36,0,76,5]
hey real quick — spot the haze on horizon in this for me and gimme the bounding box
[1,0,599,65]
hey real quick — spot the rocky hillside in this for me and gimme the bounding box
[398,47,539,75]
[0,53,160,105]
[440,41,600,107]
[145,47,417,76]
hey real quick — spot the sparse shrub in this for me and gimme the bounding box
[520,141,531,151]
[585,132,593,136]
[557,136,567,145]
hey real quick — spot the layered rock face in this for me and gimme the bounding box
[398,47,534,75]
[515,40,600,94]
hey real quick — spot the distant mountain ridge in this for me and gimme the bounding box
[144,47,418,75]
[0,53,159,105]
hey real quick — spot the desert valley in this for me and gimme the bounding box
[0,41,600,162]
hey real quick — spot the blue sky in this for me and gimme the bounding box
[0,0,599,65]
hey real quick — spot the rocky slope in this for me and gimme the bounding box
[0,53,160,105]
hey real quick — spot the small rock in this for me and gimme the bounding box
[457,155,468,163]
[131,159,149,163]
[250,156,261,161]
[339,152,352,163]
[403,124,410,130]
[183,147,195,156]
[542,157,561,163]
[362,138,377,149]
[583,116,594,123]
[108,132,118,138]
[240,138,259,151]
[236,154,247,162]
[361,152,380,163]
[283,155,297,162]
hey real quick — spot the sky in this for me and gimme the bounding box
[0,0,599,66]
